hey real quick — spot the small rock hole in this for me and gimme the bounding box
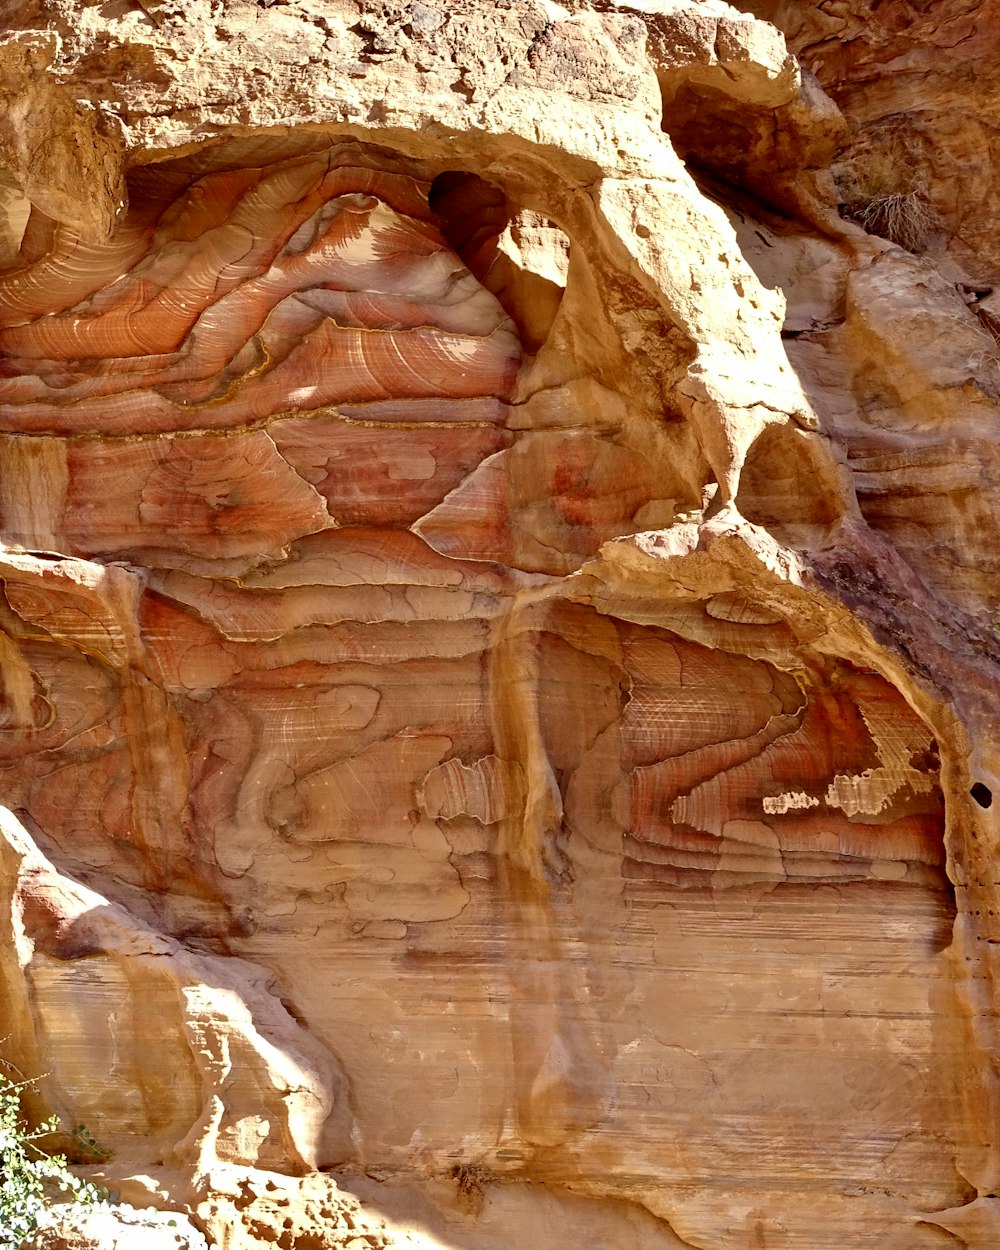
[971,782,993,808]
[428,169,566,352]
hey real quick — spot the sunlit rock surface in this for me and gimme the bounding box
[1,3,999,1249]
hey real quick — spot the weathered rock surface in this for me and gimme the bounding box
[1,3,999,1249]
[745,0,1000,280]
[740,0,1000,624]
[24,1204,210,1250]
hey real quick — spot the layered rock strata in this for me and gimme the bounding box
[1,3,999,1249]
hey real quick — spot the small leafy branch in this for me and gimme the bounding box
[0,1062,108,1250]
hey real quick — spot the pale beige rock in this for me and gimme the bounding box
[23,1205,209,1250]
[0,807,350,1173]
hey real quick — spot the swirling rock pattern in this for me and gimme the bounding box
[0,4,996,1250]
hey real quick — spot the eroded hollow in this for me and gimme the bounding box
[737,420,851,545]
[429,169,568,352]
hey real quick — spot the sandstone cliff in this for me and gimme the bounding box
[1,2,999,1248]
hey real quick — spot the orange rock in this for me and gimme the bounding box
[0,4,997,1249]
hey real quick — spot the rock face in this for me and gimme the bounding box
[1,3,999,1249]
[740,0,1000,625]
[744,0,1000,280]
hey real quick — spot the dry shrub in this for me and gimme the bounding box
[451,1162,493,1215]
[976,305,1000,347]
[852,189,935,252]
[838,139,937,253]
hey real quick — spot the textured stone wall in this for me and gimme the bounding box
[2,3,1000,1248]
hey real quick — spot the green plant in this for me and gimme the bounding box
[0,1068,107,1249]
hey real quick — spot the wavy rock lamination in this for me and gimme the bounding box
[0,5,994,1248]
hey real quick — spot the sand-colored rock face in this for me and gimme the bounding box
[738,0,1000,627]
[744,0,1000,279]
[2,3,1000,1249]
